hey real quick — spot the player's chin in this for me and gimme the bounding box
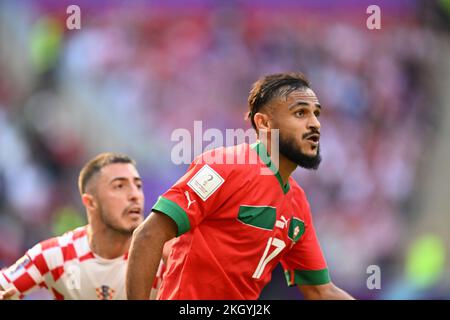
[122,222,141,234]
[302,145,319,158]
[307,149,319,157]
[124,216,143,228]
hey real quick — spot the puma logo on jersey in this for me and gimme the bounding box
[275,215,288,229]
[184,191,196,209]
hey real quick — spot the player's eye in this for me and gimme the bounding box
[136,183,142,189]
[114,184,123,189]
[314,110,321,118]
[295,109,305,117]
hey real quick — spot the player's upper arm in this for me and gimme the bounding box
[298,282,355,300]
[299,282,335,300]
[0,249,47,299]
[136,210,178,243]
[0,234,69,300]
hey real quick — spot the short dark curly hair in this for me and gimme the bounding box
[247,72,311,130]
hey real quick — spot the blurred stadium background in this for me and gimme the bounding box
[0,0,449,299]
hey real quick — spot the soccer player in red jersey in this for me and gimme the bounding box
[0,153,164,300]
[127,73,354,300]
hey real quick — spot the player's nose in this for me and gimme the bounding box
[308,114,321,131]
[128,184,143,202]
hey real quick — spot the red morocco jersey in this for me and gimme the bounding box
[153,141,330,300]
[0,226,164,300]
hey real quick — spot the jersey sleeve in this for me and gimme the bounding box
[280,195,330,287]
[152,153,231,236]
[0,241,51,299]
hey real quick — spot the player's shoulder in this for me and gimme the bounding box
[29,225,88,258]
[54,225,88,246]
[288,178,311,216]
[288,177,306,197]
[195,143,254,176]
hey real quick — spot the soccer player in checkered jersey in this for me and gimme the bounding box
[126,72,354,300]
[0,153,164,300]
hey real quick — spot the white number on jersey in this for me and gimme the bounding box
[252,237,286,279]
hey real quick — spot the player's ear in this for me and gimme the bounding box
[82,193,97,210]
[254,112,271,132]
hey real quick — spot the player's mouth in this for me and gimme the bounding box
[126,206,142,216]
[305,133,320,147]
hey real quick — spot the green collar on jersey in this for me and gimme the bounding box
[251,140,290,194]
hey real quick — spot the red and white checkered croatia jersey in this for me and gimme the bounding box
[0,226,165,300]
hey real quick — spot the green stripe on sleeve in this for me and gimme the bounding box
[152,196,191,236]
[284,269,331,286]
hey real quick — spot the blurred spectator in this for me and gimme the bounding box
[0,0,447,299]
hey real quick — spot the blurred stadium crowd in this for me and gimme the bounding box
[0,0,449,299]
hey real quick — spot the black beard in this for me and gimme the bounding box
[279,135,321,170]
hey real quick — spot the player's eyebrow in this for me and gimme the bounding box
[109,177,142,184]
[288,100,321,110]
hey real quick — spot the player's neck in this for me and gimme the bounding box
[262,139,296,186]
[87,224,131,259]
[278,154,297,186]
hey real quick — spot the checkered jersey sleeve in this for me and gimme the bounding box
[0,237,60,299]
[149,259,166,299]
[280,193,330,287]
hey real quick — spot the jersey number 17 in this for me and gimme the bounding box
[252,237,286,279]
